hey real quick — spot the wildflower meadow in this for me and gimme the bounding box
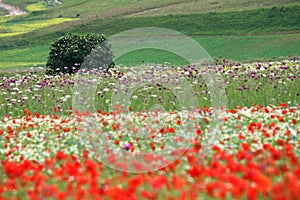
[0,58,299,199]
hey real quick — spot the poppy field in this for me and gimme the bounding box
[0,59,299,199]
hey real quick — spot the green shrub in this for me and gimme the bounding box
[46,33,114,74]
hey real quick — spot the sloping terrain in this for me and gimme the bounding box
[0,0,299,68]
[127,0,300,16]
[3,0,299,18]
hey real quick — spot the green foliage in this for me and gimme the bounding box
[46,33,114,74]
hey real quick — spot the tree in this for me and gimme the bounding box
[46,33,114,74]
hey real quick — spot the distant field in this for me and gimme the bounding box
[4,0,299,18]
[1,33,298,68]
[0,0,300,45]
[129,0,300,16]
[26,3,47,12]
[115,33,300,66]
[1,6,299,48]
[3,0,189,18]
[0,1,299,68]
[89,6,300,36]
[0,17,78,37]
[0,45,48,69]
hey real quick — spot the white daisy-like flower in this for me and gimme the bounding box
[103,88,110,92]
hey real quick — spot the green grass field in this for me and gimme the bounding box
[4,0,299,18]
[73,6,300,36]
[0,17,78,37]
[1,33,299,68]
[130,0,300,16]
[26,3,47,12]
[0,45,48,69]
[3,0,190,19]
[0,1,299,68]
[2,5,299,46]
[115,33,300,66]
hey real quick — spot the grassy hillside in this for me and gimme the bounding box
[130,0,300,16]
[74,6,300,36]
[4,0,299,18]
[0,0,299,68]
[0,17,78,37]
[3,0,191,18]
[1,6,299,48]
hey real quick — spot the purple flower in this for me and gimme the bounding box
[124,144,131,150]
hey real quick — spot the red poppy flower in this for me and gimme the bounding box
[149,175,168,190]
[56,151,67,161]
[128,174,144,191]
[172,175,186,189]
